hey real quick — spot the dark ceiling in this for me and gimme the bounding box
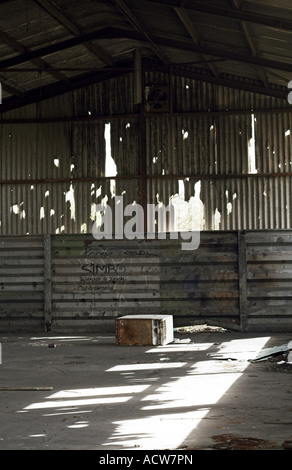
[0,0,291,112]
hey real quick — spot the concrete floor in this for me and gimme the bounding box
[0,329,291,450]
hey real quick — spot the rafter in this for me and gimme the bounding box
[0,29,112,70]
[0,57,287,114]
[108,27,292,74]
[0,27,292,75]
[171,67,287,100]
[0,77,25,98]
[35,0,115,66]
[231,0,269,89]
[147,0,292,32]
[174,7,220,78]
[0,29,69,86]
[0,67,127,113]
[113,0,170,65]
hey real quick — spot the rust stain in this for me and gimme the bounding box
[116,318,154,346]
[210,434,278,450]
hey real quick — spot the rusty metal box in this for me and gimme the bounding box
[116,315,173,346]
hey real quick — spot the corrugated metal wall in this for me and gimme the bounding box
[0,72,291,235]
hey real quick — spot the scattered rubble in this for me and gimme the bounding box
[174,324,228,333]
[183,434,280,450]
[206,340,292,366]
[282,436,292,450]
[210,434,279,450]
[250,341,292,364]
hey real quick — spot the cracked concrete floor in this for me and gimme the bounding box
[0,330,291,450]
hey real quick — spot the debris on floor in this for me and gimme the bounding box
[173,338,192,344]
[249,341,292,363]
[282,436,292,450]
[210,434,278,450]
[174,324,229,333]
[182,434,280,450]
[207,340,292,365]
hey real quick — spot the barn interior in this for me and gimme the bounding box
[0,0,291,452]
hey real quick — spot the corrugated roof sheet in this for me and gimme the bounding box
[0,0,291,106]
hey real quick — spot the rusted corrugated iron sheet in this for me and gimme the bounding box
[0,73,291,237]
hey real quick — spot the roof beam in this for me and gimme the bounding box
[0,26,292,74]
[0,78,25,98]
[107,27,292,74]
[0,28,113,70]
[174,7,220,77]
[0,29,69,85]
[147,0,292,32]
[113,0,170,65]
[35,0,115,66]
[0,58,287,114]
[0,67,127,113]
[231,0,269,88]
[171,67,287,100]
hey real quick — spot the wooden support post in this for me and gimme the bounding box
[140,115,147,233]
[238,230,248,331]
[44,234,52,332]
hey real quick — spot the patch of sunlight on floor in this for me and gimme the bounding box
[140,371,243,410]
[20,335,272,450]
[146,343,214,353]
[23,396,132,410]
[22,385,150,411]
[207,336,272,361]
[67,421,89,429]
[43,410,93,417]
[106,362,186,372]
[106,409,211,450]
[47,385,149,399]
[102,335,271,449]
[30,336,113,343]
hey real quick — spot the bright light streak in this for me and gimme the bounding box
[212,336,271,361]
[43,410,93,417]
[68,421,89,429]
[47,385,149,399]
[108,410,210,449]
[106,362,186,372]
[140,372,243,410]
[24,396,131,410]
[146,343,214,353]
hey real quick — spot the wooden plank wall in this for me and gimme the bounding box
[0,231,291,332]
[51,235,162,332]
[160,232,239,329]
[246,230,292,331]
[0,236,44,330]
[50,232,240,332]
